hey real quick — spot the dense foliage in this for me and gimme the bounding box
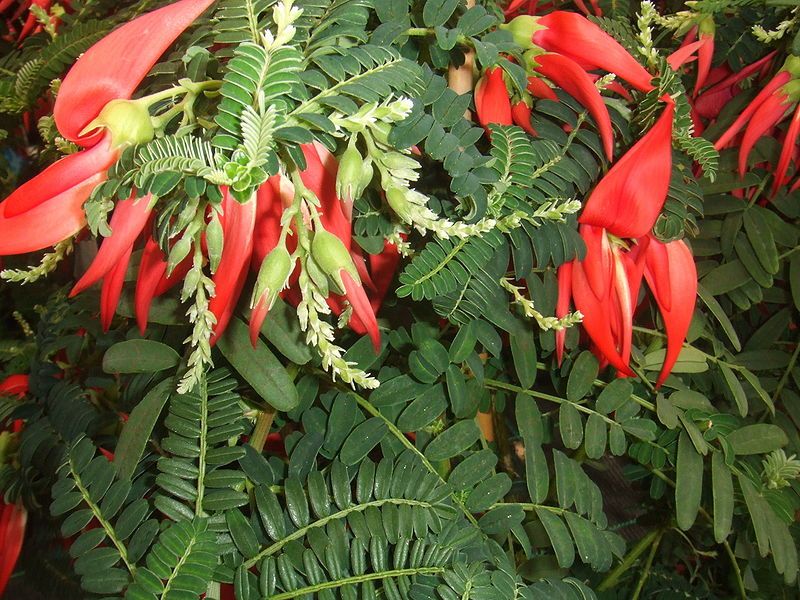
[0,0,800,598]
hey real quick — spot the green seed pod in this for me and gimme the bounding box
[206,212,224,274]
[311,230,359,290]
[85,99,155,147]
[167,235,193,274]
[385,186,412,222]
[336,144,365,201]
[251,246,293,309]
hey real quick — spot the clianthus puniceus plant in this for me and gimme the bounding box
[0,0,799,598]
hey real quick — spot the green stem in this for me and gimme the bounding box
[71,465,135,575]
[243,498,433,568]
[598,529,661,592]
[722,538,747,600]
[249,406,276,453]
[632,530,663,600]
[770,333,800,408]
[195,376,208,515]
[350,391,480,526]
[268,567,445,599]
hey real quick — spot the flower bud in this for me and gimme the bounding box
[251,246,293,310]
[385,186,413,222]
[336,145,372,201]
[785,55,800,80]
[500,16,543,50]
[82,99,155,147]
[206,212,224,273]
[311,230,359,291]
[168,235,192,274]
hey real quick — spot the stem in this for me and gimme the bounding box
[598,529,661,592]
[249,406,276,453]
[723,539,747,600]
[195,375,208,515]
[243,498,433,568]
[349,390,479,526]
[770,332,800,408]
[268,567,445,599]
[632,530,663,600]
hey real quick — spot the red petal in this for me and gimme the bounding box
[534,12,654,92]
[772,103,800,196]
[535,53,614,160]
[0,172,102,255]
[738,90,792,176]
[366,240,401,312]
[512,101,537,136]
[71,193,152,296]
[714,71,792,150]
[100,244,132,331]
[249,299,270,347]
[694,33,714,95]
[0,374,28,396]
[300,144,352,244]
[644,239,697,387]
[3,135,118,217]
[572,259,632,375]
[135,237,167,333]
[252,177,284,266]
[53,0,215,145]
[527,76,558,101]
[579,101,674,239]
[555,261,573,365]
[209,191,257,343]
[0,502,26,598]
[341,270,380,352]
[474,67,513,129]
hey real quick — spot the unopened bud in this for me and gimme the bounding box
[168,236,193,274]
[500,16,543,50]
[386,186,412,222]
[698,16,715,36]
[311,230,359,291]
[785,55,800,80]
[251,246,293,310]
[336,145,372,201]
[82,99,155,147]
[206,212,224,273]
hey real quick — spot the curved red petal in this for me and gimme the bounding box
[527,76,558,101]
[772,103,800,196]
[249,299,270,348]
[536,53,614,160]
[534,12,654,92]
[475,67,513,129]
[3,135,118,217]
[341,270,380,352]
[667,39,705,71]
[252,177,284,267]
[579,101,674,239]
[0,172,102,255]
[512,101,537,136]
[738,91,792,176]
[555,261,573,365]
[715,71,792,150]
[54,0,215,145]
[644,239,697,387]
[0,374,28,396]
[694,34,714,95]
[100,244,133,331]
[135,236,167,333]
[71,193,152,296]
[0,503,26,598]
[209,192,257,343]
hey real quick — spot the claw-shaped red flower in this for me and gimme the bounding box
[475,67,513,129]
[579,99,675,238]
[0,0,215,256]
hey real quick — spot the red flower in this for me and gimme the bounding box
[0,0,215,255]
[474,67,513,129]
[579,100,675,239]
[643,237,697,387]
[531,12,655,93]
[0,501,26,598]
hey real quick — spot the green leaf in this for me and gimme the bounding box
[676,431,703,530]
[711,452,733,543]
[339,418,388,465]
[102,340,180,374]
[422,0,459,27]
[727,424,788,455]
[566,352,599,401]
[425,420,481,461]
[790,255,800,312]
[558,403,583,449]
[596,380,632,415]
[656,394,679,429]
[510,334,537,389]
[396,384,447,432]
[719,363,748,417]
[536,508,575,568]
[217,317,298,411]
[697,284,741,352]
[114,379,172,480]
[584,414,607,459]
[743,207,779,274]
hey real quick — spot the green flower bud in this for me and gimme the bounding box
[206,212,224,274]
[784,55,800,79]
[83,99,155,147]
[168,235,193,274]
[311,230,359,291]
[386,186,412,222]
[500,16,543,50]
[251,246,293,309]
[336,145,370,201]
[698,15,715,36]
